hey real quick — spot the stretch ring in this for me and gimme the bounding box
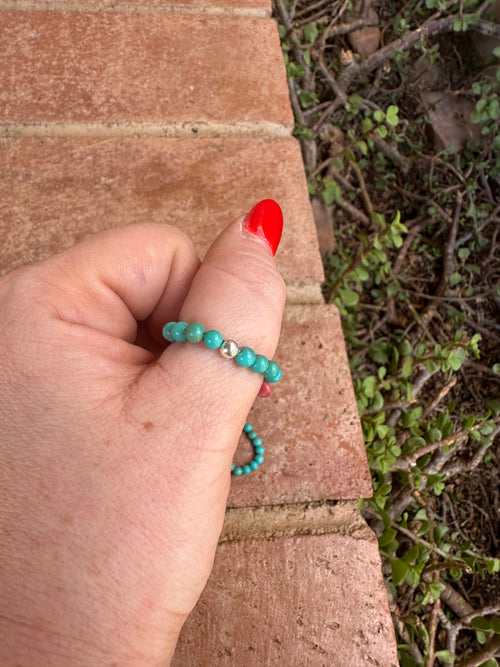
[162,321,282,475]
[162,321,282,383]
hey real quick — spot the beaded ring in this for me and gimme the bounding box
[162,321,282,476]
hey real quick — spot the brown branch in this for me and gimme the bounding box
[372,135,411,174]
[349,159,374,221]
[456,635,500,667]
[386,586,426,664]
[459,604,500,626]
[338,14,500,90]
[335,197,370,226]
[318,57,348,108]
[436,192,463,297]
[442,426,500,478]
[438,609,458,667]
[392,522,452,560]
[439,581,475,618]
[428,596,442,667]
[324,17,379,40]
[395,419,500,469]
[422,376,457,419]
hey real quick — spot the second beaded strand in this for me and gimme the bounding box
[162,321,282,475]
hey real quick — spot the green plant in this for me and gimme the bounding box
[275,0,500,662]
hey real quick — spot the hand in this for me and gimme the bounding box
[0,200,285,665]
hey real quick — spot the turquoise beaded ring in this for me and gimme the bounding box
[162,321,282,475]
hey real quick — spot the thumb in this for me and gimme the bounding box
[138,199,286,474]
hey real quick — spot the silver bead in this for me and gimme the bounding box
[219,339,239,359]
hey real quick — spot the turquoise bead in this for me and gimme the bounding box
[264,361,281,382]
[268,367,282,384]
[251,354,269,374]
[186,322,205,343]
[162,321,176,341]
[204,329,223,349]
[171,321,189,342]
[161,320,280,477]
[235,346,256,368]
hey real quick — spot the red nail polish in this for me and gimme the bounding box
[243,199,283,256]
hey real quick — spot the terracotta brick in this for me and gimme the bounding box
[74,0,271,11]
[0,137,324,295]
[0,11,291,125]
[173,531,398,666]
[228,304,373,505]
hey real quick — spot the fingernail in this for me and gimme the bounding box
[243,199,283,256]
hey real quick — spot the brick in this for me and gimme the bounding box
[228,304,372,506]
[75,0,271,11]
[0,12,291,125]
[0,137,324,295]
[173,531,398,666]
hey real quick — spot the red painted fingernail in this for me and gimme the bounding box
[243,199,283,256]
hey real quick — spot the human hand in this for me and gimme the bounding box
[0,200,285,665]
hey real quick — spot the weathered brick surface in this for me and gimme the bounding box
[228,304,372,506]
[0,12,291,125]
[173,531,398,666]
[0,137,323,294]
[0,1,397,661]
[75,0,271,10]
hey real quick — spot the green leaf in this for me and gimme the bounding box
[303,23,318,43]
[386,105,399,127]
[485,399,500,415]
[348,94,364,114]
[321,180,342,205]
[369,342,392,364]
[449,272,462,286]
[390,558,409,586]
[371,391,385,412]
[471,617,493,631]
[363,375,377,398]
[379,528,398,547]
[486,558,500,574]
[428,581,445,600]
[357,140,368,156]
[448,348,466,371]
[476,630,487,645]
[490,618,500,634]
[361,117,374,133]
[434,650,456,662]
[478,659,498,667]
[434,481,445,496]
[377,424,390,439]
[401,356,414,378]
[338,287,359,306]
